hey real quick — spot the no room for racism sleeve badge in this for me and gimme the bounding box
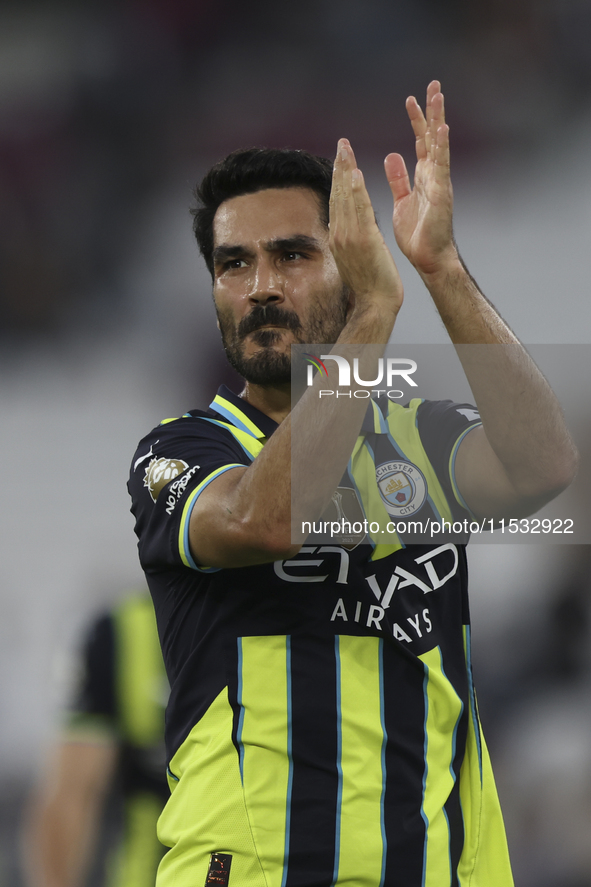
[143,457,189,502]
[376,461,427,517]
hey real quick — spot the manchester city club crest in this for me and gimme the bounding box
[375,460,427,517]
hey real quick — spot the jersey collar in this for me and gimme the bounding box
[208,385,278,440]
[209,385,380,440]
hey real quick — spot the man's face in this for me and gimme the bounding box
[212,187,349,386]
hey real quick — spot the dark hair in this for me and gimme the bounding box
[191,147,333,276]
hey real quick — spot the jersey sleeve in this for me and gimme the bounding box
[128,416,250,573]
[416,399,483,515]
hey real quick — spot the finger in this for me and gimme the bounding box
[426,80,441,109]
[329,139,348,222]
[433,123,451,184]
[341,141,372,237]
[384,153,411,203]
[406,96,427,161]
[425,81,441,158]
[431,88,444,122]
[351,167,378,232]
[429,91,445,162]
[342,137,359,170]
[338,140,357,224]
[425,80,441,127]
[329,138,357,243]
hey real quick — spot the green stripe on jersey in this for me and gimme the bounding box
[384,400,455,527]
[216,422,265,460]
[349,435,404,558]
[159,687,267,887]
[418,646,464,887]
[458,628,514,887]
[212,394,266,438]
[239,636,291,887]
[334,636,386,887]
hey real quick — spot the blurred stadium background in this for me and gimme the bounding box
[2,0,591,884]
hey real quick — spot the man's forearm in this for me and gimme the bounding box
[423,255,578,504]
[199,303,400,567]
[419,251,518,346]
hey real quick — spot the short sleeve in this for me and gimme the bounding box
[128,416,250,572]
[416,399,483,514]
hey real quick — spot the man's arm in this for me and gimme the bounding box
[385,81,578,518]
[189,142,404,568]
[24,738,118,887]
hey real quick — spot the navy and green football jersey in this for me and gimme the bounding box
[128,385,513,887]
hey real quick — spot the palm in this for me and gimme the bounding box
[385,82,456,277]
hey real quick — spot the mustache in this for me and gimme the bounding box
[238,304,302,339]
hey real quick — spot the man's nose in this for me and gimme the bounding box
[248,259,284,306]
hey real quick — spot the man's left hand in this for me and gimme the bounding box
[385,80,458,279]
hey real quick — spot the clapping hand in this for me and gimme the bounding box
[329,138,403,326]
[385,81,459,279]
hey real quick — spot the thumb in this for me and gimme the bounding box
[384,153,411,203]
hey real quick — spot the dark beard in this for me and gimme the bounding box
[217,294,348,386]
[227,343,293,385]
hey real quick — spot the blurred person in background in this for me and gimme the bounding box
[24,593,168,887]
[491,547,591,887]
[128,82,576,887]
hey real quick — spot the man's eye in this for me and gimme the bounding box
[283,251,304,261]
[224,258,248,270]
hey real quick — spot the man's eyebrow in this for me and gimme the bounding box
[213,235,323,267]
[265,235,322,253]
[212,244,255,265]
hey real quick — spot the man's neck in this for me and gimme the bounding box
[240,381,291,425]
